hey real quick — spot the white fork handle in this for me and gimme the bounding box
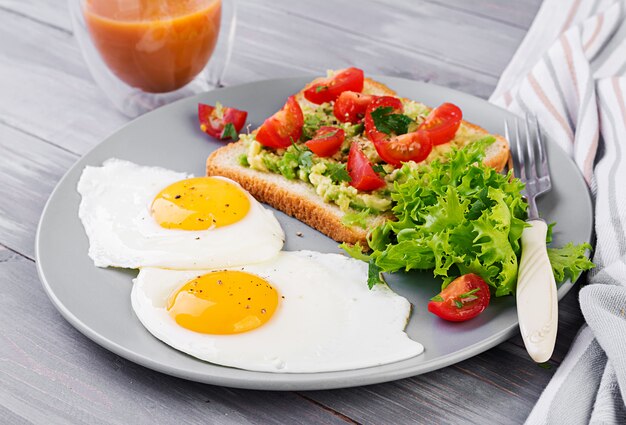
[516,220,558,363]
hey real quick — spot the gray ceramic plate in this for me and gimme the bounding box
[36,76,593,391]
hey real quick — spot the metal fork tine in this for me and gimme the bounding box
[524,116,537,180]
[505,121,520,178]
[506,114,552,220]
[514,120,526,182]
[534,115,550,180]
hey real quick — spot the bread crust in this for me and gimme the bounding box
[206,77,510,245]
[206,143,376,246]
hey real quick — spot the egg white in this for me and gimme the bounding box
[131,250,424,373]
[77,159,284,269]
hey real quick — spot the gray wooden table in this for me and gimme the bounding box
[0,1,586,424]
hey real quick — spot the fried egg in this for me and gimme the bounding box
[131,250,424,373]
[77,159,284,269]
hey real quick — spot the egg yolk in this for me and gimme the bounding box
[166,271,279,334]
[151,177,250,230]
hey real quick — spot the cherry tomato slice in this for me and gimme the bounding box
[373,131,432,167]
[418,102,463,145]
[347,142,386,191]
[303,67,365,104]
[364,96,404,145]
[427,274,491,322]
[198,103,248,140]
[255,96,304,149]
[305,126,345,157]
[333,91,376,123]
[363,97,432,166]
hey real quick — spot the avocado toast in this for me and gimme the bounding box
[206,69,510,245]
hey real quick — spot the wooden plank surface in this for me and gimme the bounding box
[0,124,78,258]
[0,1,587,424]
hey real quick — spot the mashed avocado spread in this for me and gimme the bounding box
[236,98,488,224]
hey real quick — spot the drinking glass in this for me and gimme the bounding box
[69,0,237,117]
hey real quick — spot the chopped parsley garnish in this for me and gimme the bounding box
[298,150,314,171]
[277,143,314,179]
[459,288,480,298]
[221,123,238,140]
[372,164,387,175]
[371,106,413,135]
[302,104,335,140]
[454,300,464,309]
[315,85,328,93]
[325,162,351,184]
[430,294,444,302]
[291,141,314,170]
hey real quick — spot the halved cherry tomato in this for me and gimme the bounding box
[373,131,432,167]
[255,96,304,149]
[305,126,345,157]
[364,97,432,166]
[427,273,491,322]
[418,102,463,145]
[303,67,365,104]
[333,91,376,123]
[198,103,247,140]
[347,142,386,191]
[364,96,404,145]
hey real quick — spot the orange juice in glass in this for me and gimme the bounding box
[69,0,235,116]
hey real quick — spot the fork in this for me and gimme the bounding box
[505,116,557,363]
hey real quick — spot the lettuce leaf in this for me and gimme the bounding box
[341,210,370,228]
[548,242,594,283]
[367,259,385,289]
[344,137,594,296]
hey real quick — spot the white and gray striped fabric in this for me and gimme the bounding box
[490,0,626,423]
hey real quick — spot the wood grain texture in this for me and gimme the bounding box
[0,0,586,424]
[0,124,77,259]
[0,244,26,264]
[303,344,556,425]
[0,0,543,33]
[0,11,127,155]
[0,0,71,31]
[220,1,501,97]
[257,0,526,76]
[427,0,542,29]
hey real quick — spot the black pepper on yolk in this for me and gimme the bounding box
[151,177,250,230]
[167,271,279,334]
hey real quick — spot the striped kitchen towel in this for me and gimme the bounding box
[490,0,626,423]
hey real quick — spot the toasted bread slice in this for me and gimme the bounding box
[207,77,509,246]
[207,141,389,245]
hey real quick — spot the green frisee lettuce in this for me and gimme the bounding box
[342,137,594,296]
